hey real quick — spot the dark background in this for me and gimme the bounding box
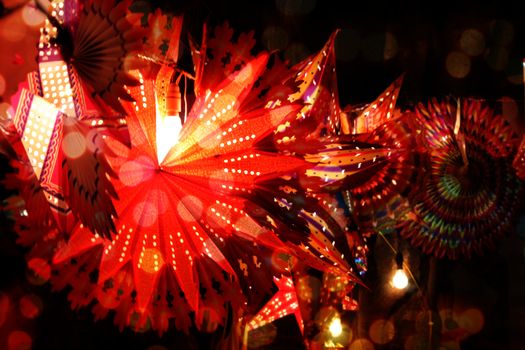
[1,0,525,349]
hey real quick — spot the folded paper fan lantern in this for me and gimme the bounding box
[36,0,147,114]
[400,98,523,259]
[342,76,423,233]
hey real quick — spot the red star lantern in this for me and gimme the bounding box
[247,275,304,334]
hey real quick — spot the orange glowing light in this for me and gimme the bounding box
[391,268,409,290]
[458,308,484,334]
[138,248,165,274]
[349,338,375,350]
[369,319,395,345]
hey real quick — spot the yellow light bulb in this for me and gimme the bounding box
[329,316,343,337]
[392,268,409,290]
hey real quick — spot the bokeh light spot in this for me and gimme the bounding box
[62,131,87,159]
[149,189,169,214]
[22,4,46,27]
[369,319,395,345]
[119,156,154,187]
[404,335,431,350]
[460,29,485,56]
[19,294,43,319]
[349,338,375,350]
[139,248,164,274]
[177,195,203,222]
[133,201,158,227]
[7,330,32,350]
[446,51,471,78]
[458,308,484,334]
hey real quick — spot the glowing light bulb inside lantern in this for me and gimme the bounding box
[392,268,409,290]
[392,252,409,290]
[157,81,183,162]
[329,316,343,337]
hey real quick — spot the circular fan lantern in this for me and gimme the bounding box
[400,98,523,259]
[36,0,147,113]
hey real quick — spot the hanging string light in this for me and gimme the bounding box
[391,251,409,290]
[377,232,416,292]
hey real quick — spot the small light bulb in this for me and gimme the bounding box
[392,268,409,290]
[329,316,343,337]
[156,114,182,162]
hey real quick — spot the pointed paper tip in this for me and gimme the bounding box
[326,29,341,50]
[331,28,342,39]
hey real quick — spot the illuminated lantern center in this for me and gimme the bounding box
[392,269,409,290]
[156,114,182,162]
